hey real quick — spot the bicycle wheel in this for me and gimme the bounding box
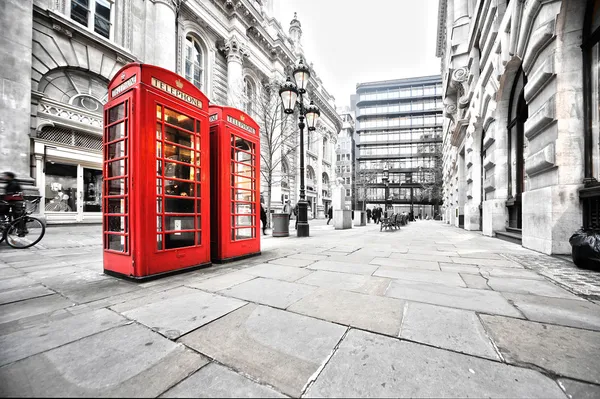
[5,217,45,249]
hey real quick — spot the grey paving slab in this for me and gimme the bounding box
[502,292,600,331]
[481,315,600,384]
[327,246,360,253]
[374,267,466,287]
[111,286,246,339]
[220,277,317,309]
[487,277,580,299]
[180,304,346,398]
[407,249,459,257]
[0,308,128,367]
[307,260,378,276]
[370,257,441,271]
[479,266,546,280]
[0,276,37,291]
[439,262,481,274]
[0,284,54,305]
[24,265,84,279]
[56,277,142,304]
[161,362,286,398]
[185,271,255,292]
[241,263,312,282]
[289,288,405,336]
[389,253,453,263]
[557,378,600,399]
[296,270,391,296]
[0,294,74,325]
[449,257,523,268]
[7,258,72,269]
[305,329,566,398]
[385,280,522,317]
[400,302,499,360]
[352,248,393,257]
[286,253,329,261]
[0,268,23,279]
[456,252,504,259]
[326,254,377,264]
[460,273,490,290]
[0,324,208,397]
[267,257,315,267]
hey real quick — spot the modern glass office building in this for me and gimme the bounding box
[352,75,443,217]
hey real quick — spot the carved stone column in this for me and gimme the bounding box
[220,35,249,108]
[152,0,176,71]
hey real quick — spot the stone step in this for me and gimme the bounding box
[495,230,522,245]
[506,226,522,234]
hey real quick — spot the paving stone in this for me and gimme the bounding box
[111,286,246,339]
[370,257,441,271]
[456,252,504,259]
[389,253,452,263]
[385,280,522,317]
[220,277,317,309]
[183,271,255,292]
[439,262,482,274]
[180,304,346,397]
[305,329,566,398]
[0,276,37,291]
[0,308,128,366]
[0,284,54,305]
[352,248,393,257]
[557,378,600,399]
[0,268,23,279]
[267,257,315,267]
[449,257,523,268]
[161,362,286,398]
[307,260,378,276]
[373,267,466,287]
[326,254,378,264]
[407,249,459,257]
[400,302,499,360]
[0,294,74,325]
[24,266,84,279]
[0,324,208,397]
[481,315,600,384]
[460,273,490,290]
[502,292,600,331]
[479,267,546,280]
[56,278,142,304]
[327,246,359,253]
[241,263,312,282]
[289,288,404,336]
[487,277,580,299]
[287,253,329,261]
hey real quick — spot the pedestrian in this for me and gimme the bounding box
[1,171,25,235]
[374,207,380,224]
[283,200,291,214]
[260,202,267,235]
[293,203,298,230]
[366,208,372,223]
[327,206,333,225]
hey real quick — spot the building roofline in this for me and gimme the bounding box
[356,75,442,91]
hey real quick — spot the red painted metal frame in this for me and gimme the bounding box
[209,106,261,263]
[103,63,211,279]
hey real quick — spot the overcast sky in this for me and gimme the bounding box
[275,0,441,109]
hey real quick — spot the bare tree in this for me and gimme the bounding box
[355,168,378,211]
[418,145,444,215]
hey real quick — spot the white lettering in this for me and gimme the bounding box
[151,77,203,109]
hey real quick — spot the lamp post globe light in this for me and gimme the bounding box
[279,58,321,237]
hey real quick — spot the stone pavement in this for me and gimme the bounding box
[1,220,600,398]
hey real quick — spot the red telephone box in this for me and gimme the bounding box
[209,106,261,262]
[102,63,211,279]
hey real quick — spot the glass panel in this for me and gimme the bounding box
[164,108,194,131]
[156,105,162,121]
[157,234,163,250]
[94,0,111,38]
[107,216,127,232]
[232,189,254,202]
[164,142,193,163]
[156,178,162,194]
[165,216,194,231]
[108,104,125,123]
[231,175,254,190]
[232,215,254,227]
[165,125,192,148]
[44,163,77,212]
[107,140,126,159]
[107,159,126,178]
[107,122,126,142]
[107,178,126,196]
[232,228,254,240]
[232,162,253,177]
[157,197,162,213]
[106,234,125,252]
[232,202,253,214]
[156,141,162,158]
[83,168,102,212]
[107,198,126,214]
[71,0,89,27]
[165,180,196,197]
[165,232,195,249]
[165,197,194,213]
[157,216,162,232]
[164,162,194,181]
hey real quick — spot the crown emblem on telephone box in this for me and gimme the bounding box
[175,80,184,89]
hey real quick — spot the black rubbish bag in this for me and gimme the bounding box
[569,229,600,269]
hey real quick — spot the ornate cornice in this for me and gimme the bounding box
[220,34,250,63]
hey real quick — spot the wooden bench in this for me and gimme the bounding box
[380,213,400,231]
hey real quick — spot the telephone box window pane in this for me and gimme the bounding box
[157,197,162,213]
[165,232,195,249]
[156,105,162,120]
[164,142,193,163]
[164,108,194,132]
[196,232,202,244]
[107,216,127,232]
[107,198,126,214]
[157,216,162,232]
[108,103,126,123]
[196,120,200,133]
[232,202,253,214]
[156,123,162,139]
[165,197,194,213]
[156,141,162,158]
[107,141,126,159]
[107,178,126,195]
[232,228,253,241]
[196,216,201,229]
[156,179,162,194]
[232,215,253,227]
[107,159,126,178]
[164,162,193,180]
[232,189,254,202]
[232,163,253,178]
[165,125,192,148]
[165,180,194,196]
[157,160,163,176]
[165,216,194,231]
[106,234,125,252]
[108,122,126,142]
[195,169,202,181]
[231,175,254,191]
[157,234,163,250]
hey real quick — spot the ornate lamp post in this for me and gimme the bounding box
[279,58,321,237]
[382,164,390,216]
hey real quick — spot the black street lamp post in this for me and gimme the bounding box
[279,59,320,237]
[382,164,390,216]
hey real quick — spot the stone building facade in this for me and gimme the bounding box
[335,107,355,210]
[1,0,341,223]
[436,0,600,254]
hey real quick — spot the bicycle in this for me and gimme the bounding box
[0,197,45,249]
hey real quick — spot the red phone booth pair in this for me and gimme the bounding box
[102,63,261,280]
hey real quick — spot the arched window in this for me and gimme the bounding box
[584,0,600,182]
[322,137,328,160]
[185,35,203,89]
[306,165,316,180]
[243,77,255,115]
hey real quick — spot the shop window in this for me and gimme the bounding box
[83,168,102,212]
[44,163,77,212]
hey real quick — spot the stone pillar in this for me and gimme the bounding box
[0,0,33,179]
[153,0,176,71]
[332,178,352,229]
[221,35,248,109]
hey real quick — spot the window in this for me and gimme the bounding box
[71,0,112,39]
[584,0,600,181]
[243,77,255,115]
[322,137,328,160]
[185,36,204,90]
[346,189,351,197]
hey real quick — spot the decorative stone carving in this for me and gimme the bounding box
[525,143,556,176]
[52,23,72,38]
[524,96,556,140]
[220,35,249,63]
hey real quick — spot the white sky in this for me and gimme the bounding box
[276,0,441,109]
